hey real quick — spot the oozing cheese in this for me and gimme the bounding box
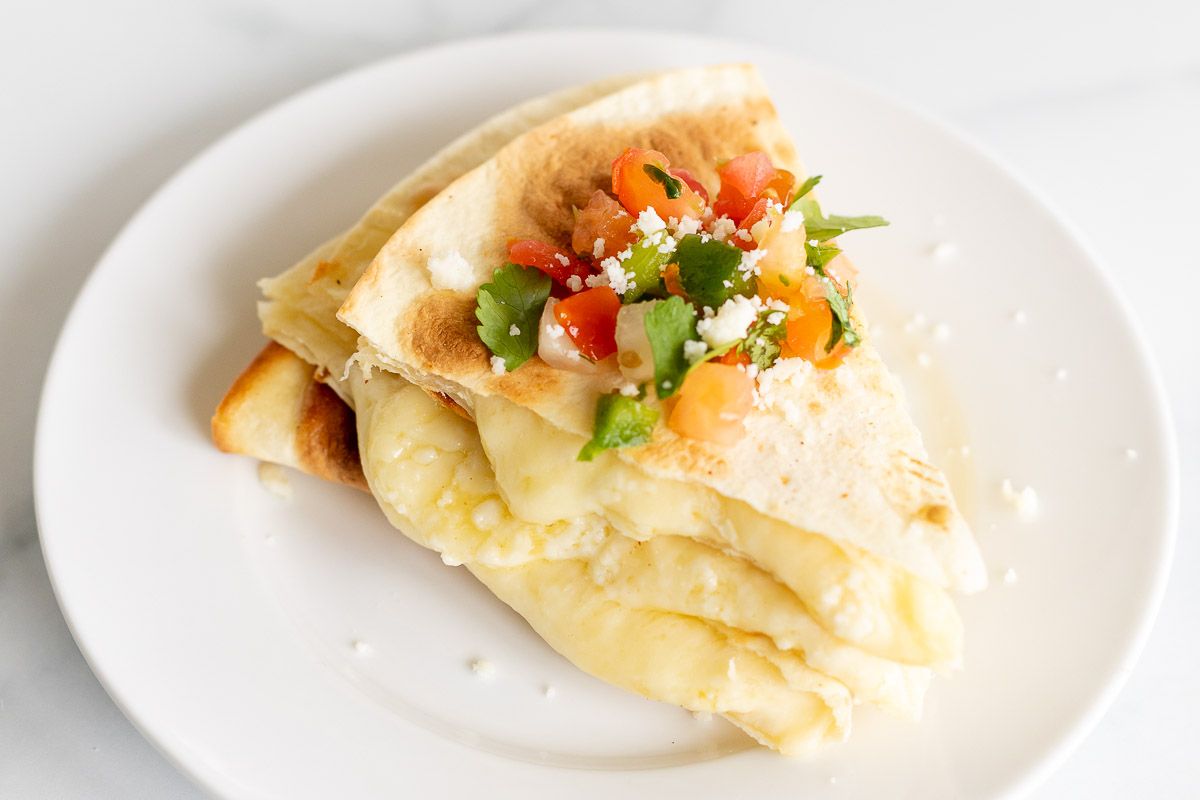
[472,394,962,669]
[351,369,855,751]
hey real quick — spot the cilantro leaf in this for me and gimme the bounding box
[740,311,788,371]
[671,234,753,310]
[788,174,822,209]
[475,263,551,371]
[805,213,889,243]
[643,296,698,399]
[578,393,660,461]
[824,281,861,353]
[642,164,683,199]
[805,240,842,273]
[789,178,888,242]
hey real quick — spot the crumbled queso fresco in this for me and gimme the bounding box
[1000,478,1039,521]
[470,658,497,682]
[683,339,710,364]
[696,295,759,348]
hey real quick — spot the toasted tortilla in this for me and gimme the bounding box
[215,344,925,743]
[212,340,365,490]
[210,68,963,752]
[338,63,986,594]
[259,74,645,395]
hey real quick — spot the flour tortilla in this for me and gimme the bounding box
[216,342,929,731]
[338,63,986,594]
[212,73,900,752]
[211,340,365,490]
[259,74,644,398]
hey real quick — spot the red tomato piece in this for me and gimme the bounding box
[553,286,621,361]
[713,151,777,224]
[781,287,851,370]
[667,362,755,444]
[731,197,773,251]
[508,239,592,288]
[670,168,710,205]
[611,147,706,221]
[571,190,637,262]
[763,168,795,205]
[824,253,859,292]
[717,348,752,367]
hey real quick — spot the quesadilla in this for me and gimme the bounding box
[338,63,983,647]
[217,344,927,750]
[214,63,981,755]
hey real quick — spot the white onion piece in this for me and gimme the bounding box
[614,302,656,384]
[537,298,598,373]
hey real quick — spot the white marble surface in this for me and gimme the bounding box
[2,1,1196,796]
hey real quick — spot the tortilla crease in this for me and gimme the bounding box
[207,67,980,754]
[211,340,366,490]
[338,63,986,595]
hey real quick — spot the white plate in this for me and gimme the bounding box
[35,31,1177,799]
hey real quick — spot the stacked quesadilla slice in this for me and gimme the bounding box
[214,64,984,755]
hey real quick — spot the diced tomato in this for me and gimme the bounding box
[668,362,755,445]
[713,152,777,224]
[731,197,773,251]
[780,287,851,369]
[662,262,687,298]
[611,148,706,221]
[508,239,592,289]
[670,168,710,205]
[571,190,637,262]
[824,253,859,292]
[717,348,751,367]
[553,286,621,361]
[763,168,795,205]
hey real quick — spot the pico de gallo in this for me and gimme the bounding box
[473,147,887,459]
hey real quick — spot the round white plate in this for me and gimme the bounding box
[35,31,1177,799]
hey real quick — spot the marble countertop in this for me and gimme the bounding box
[2,1,1196,796]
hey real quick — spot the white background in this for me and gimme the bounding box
[2,1,1196,796]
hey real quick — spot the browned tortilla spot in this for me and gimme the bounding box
[920,504,952,526]
[309,260,340,284]
[212,341,367,491]
[405,291,490,375]
[295,376,367,490]
[425,388,473,420]
[494,101,790,248]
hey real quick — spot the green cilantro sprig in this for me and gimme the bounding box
[788,179,882,354]
[474,263,551,371]
[642,295,697,399]
[824,282,861,353]
[642,164,683,199]
[740,311,788,370]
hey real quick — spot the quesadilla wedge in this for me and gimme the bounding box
[218,345,929,744]
[337,64,983,657]
[216,64,984,758]
[212,71,945,754]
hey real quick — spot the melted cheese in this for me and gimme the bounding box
[358,373,606,565]
[473,559,850,755]
[351,370,852,752]
[473,394,962,669]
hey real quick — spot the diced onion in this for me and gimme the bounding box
[538,298,598,373]
[614,302,656,384]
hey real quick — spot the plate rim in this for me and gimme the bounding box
[33,28,1180,799]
